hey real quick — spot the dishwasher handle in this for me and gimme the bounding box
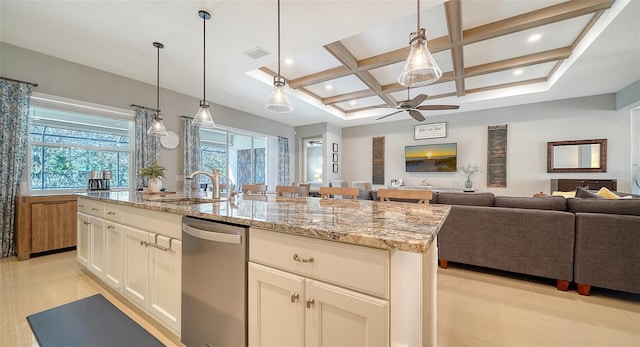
[183,223,242,244]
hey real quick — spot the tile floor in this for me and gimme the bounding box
[2,250,639,347]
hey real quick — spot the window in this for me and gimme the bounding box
[27,98,133,192]
[199,128,270,189]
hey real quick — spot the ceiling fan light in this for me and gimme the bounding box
[192,100,216,128]
[147,112,168,136]
[398,30,442,87]
[266,76,293,113]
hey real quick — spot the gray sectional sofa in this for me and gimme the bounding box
[433,192,640,295]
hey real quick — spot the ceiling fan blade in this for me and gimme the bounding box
[417,105,460,110]
[409,110,426,122]
[376,109,404,120]
[410,94,428,107]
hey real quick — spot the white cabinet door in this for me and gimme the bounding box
[122,226,149,308]
[149,235,182,333]
[104,221,123,291]
[249,263,305,347]
[305,280,389,347]
[76,213,90,267]
[88,216,105,278]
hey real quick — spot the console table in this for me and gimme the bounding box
[550,179,617,193]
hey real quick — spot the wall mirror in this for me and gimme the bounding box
[547,139,607,173]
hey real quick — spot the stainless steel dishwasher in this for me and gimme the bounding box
[181,216,249,347]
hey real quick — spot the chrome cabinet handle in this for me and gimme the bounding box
[306,299,315,308]
[78,205,85,208]
[140,240,170,252]
[91,208,99,211]
[83,221,90,225]
[107,211,116,215]
[293,254,314,263]
[107,225,115,230]
[290,293,299,303]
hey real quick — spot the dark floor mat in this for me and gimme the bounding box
[27,294,165,347]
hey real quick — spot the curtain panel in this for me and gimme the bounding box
[134,107,160,189]
[0,80,32,258]
[278,136,290,186]
[183,118,201,192]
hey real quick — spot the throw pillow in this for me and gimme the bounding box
[575,186,603,199]
[597,187,621,199]
[552,191,576,198]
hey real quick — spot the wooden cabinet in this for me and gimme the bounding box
[249,229,390,347]
[15,194,77,260]
[550,178,617,193]
[76,197,182,335]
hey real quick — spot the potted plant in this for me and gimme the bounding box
[461,162,480,190]
[139,160,166,192]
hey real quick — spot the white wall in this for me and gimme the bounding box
[342,94,633,196]
[1,42,295,191]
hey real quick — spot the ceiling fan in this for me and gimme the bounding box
[376,90,459,122]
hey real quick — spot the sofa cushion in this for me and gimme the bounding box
[434,192,495,206]
[596,187,621,199]
[495,196,567,211]
[567,198,640,216]
[575,186,603,199]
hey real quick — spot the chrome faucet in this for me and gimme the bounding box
[186,168,236,200]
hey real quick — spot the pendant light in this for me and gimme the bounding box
[147,42,168,137]
[265,0,293,113]
[192,10,215,128]
[397,0,442,87]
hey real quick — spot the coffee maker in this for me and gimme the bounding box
[101,170,112,190]
[88,170,103,190]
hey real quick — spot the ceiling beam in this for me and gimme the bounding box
[357,36,451,71]
[324,41,397,106]
[288,66,352,89]
[323,89,376,105]
[445,0,465,97]
[464,47,572,77]
[466,77,547,95]
[463,0,614,45]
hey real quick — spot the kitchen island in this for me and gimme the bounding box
[77,191,450,347]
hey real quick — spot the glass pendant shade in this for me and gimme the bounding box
[147,112,168,136]
[398,29,442,87]
[192,100,215,128]
[266,76,293,113]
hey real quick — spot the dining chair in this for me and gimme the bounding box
[319,186,359,201]
[242,184,267,195]
[275,185,308,197]
[377,188,432,204]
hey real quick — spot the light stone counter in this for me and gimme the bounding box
[78,191,450,253]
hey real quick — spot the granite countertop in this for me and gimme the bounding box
[78,191,450,253]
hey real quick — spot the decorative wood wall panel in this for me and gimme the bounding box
[487,125,508,187]
[372,136,385,185]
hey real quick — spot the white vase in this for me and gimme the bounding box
[147,178,163,193]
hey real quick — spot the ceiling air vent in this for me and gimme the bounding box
[244,47,270,59]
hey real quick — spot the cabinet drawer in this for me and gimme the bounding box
[77,198,103,217]
[250,228,389,299]
[104,204,124,223]
[120,205,182,240]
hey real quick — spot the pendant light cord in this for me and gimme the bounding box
[156,45,160,112]
[417,0,420,31]
[203,14,206,101]
[277,0,281,77]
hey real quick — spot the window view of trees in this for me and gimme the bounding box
[28,107,132,191]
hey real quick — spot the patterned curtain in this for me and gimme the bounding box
[134,107,160,189]
[183,117,200,192]
[278,136,290,186]
[0,80,32,258]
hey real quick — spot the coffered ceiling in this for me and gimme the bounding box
[1,0,638,128]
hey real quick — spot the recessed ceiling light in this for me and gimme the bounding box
[349,101,357,106]
[325,85,333,91]
[513,69,524,76]
[284,58,293,65]
[527,34,542,43]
